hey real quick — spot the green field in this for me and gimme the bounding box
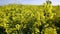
[0,4,60,34]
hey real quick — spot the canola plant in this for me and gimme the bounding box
[0,0,58,34]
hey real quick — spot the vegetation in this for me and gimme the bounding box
[0,1,60,34]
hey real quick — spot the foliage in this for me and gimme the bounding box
[0,1,59,34]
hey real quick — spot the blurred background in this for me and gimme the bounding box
[0,0,60,6]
